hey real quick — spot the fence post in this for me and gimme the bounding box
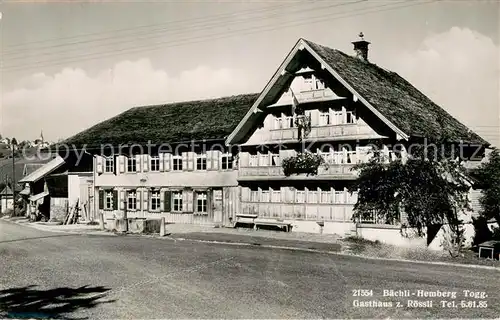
[160,217,165,236]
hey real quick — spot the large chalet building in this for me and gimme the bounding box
[59,36,489,245]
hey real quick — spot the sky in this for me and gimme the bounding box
[0,0,499,147]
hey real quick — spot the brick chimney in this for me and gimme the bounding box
[352,32,370,62]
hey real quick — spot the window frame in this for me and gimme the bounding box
[172,191,183,212]
[127,157,137,173]
[196,191,207,213]
[150,156,160,172]
[127,190,137,211]
[172,155,183,171]
[104,157,115,173]
[221,153,233,170]
[105,190,113,210]
[319,109,331,126]
[196,153,207,171]
[150,190,161,211]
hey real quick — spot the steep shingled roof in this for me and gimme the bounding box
[303,39,488,145]
[63,94,259,148]
[61,39,488,149]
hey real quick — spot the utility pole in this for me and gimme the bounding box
[11,139,16,217]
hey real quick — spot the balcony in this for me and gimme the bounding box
[269,123,377,142]
[272,88,339,107]
[238,163,357,181]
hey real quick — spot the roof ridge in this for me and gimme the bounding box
[133,92,260,110]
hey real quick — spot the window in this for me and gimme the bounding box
[346,151,356,164]
[196,153,207,170]
[315,78,325,90]
[127,191,137,210]
[249,155,258,167]
[221,154,233,170]
[173,192,183,212]
[150,156,160,172]
[127,157,137,172]
[296,190,305,203]
[334,190,344,204]
[196,192,207,213]
[271,154,280,166]
[274,117,283,129]
[105,191,113,209]
[319,109,331,126]
[346,111,356,124]
[320,189,330,204]
[308,190,318,203]
[250,190,258,202]
[259,153,269,166]
[173,155,183,171]
[271,190,281,202]
[105,157,115,173]
[261,190,270,202]
[150,190,160,211]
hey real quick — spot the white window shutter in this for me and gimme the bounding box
[310,110,319,126]
[182,191,188,211]
[159,190,165,211]
[136,190,142,210]
[159,153,165,171]
[143,155,149,172]
[240,152,249,167]
[187,152,194,171]
[135,154,142,172]
[96,156,103,174]
[119,156,125,173]
[187,191,194,212]
[206,151,213,171]
[120,190,125,210]
[164,153,171,171]
[143,190,149,212]
[213,151,220,170]
[182,153,188,171]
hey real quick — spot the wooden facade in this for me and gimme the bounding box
[94,147,240,227]
[78,37,487,240]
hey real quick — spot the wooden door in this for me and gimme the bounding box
[213,189,223,224]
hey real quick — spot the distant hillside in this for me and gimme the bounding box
[0,155,54,190]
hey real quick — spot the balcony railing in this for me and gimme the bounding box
[269,123,375,142]
[238,163,357,180]
[273,88,337,106]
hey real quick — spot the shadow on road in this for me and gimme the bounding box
[0,285,115,319]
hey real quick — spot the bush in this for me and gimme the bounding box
[282,151,326,176]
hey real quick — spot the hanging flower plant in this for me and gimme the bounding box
[282,151,326,177]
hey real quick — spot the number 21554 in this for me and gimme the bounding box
[352,289,373,297]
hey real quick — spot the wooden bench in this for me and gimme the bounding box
[478,240,500,260]
[233,214,258,227]
[254,219,292,232]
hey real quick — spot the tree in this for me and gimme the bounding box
[349,141,471,256]
[476,148,500,226]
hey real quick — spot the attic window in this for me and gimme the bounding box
[346,111,356,124]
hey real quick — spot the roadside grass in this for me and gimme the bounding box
[341,236,499,267]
